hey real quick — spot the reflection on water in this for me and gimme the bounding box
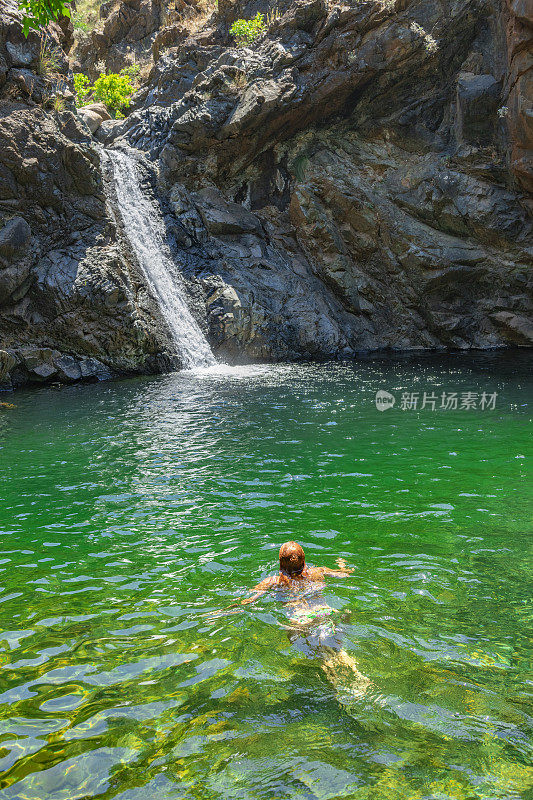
[0,354,531,799]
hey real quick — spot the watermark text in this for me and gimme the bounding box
[375,389,497,412]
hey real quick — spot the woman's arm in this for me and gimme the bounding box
[319,558,354,577]
[240,576,277,605]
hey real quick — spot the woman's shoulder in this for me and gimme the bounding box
[304,566,325,581]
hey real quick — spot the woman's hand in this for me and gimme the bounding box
[336,557,354,573]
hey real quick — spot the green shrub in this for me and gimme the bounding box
[73,72,91,107]
[18,0,72,36]
[71,10,89,31]
[120,63,140,81]
[92,71,134,118]
[73,69,135,117]
[292,153,309,182]
[230,13,266,47]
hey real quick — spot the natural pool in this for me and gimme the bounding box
[0,353,531,800]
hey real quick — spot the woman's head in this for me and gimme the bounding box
[279,541,305,576]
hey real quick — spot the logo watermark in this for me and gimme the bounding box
[375,389,498,411]
[375,390,396,411]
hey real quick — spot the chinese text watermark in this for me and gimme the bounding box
[375,389,498,412]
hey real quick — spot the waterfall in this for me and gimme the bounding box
[105,150,216,369]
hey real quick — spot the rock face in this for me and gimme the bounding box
[0,103,184,389]
[0,0,71,101]
[0,2,186,390]
[71,0,206,79]
[102,0,532,359]
[503,0,533,195]
[1,0,532,389]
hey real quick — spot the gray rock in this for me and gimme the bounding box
[54,353,82,381]
[20,347,58,380]
[0,350,16,381]
[95,119,123,143]
[490,312,533,346]
[79,357,112,380]
[456,73,501,146]
[78,108,104,134]
[0,216,31,258]
[194,188,263,235]
[9,67,41,98]
[6,40,35,66]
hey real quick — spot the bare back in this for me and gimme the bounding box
[241,561,353,606]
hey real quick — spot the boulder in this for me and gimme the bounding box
[78,103,112,134]
[194,188,263,236]
[5,40,36,66]
[95,118,123,143]
[78,108,105,134]
[490,312,533,346]
[19,347,58,380]
[81,102,112,121]
[0,216,31,258]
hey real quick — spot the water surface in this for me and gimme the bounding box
[0,354,532,799]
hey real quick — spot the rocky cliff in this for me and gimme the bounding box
[0,0,181,388]
[0,0,532,388]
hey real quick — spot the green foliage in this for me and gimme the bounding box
[92,70,134,117]
[120,63,140,81]
[71,9,89,31]
[292,153,309,182]
[229,12,266,47]
[70,0,100,32]
[52,94,65,112]
[37,40,61,78]
[73,72,91,107]
[18,0,72,36]
[73,67,136,118]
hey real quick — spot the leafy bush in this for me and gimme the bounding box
[92,70,134,117]
[73,69,135,118]
[71,10,90,31]
[18,0,72,36]
[230,13,266,47]
[73,72,91,107]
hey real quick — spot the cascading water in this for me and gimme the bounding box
[105,149,216,369]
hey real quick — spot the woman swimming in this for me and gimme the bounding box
[238,541,370,697]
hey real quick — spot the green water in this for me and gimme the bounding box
[0,354,532,800]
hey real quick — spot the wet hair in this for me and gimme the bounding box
[279,541,305,576]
